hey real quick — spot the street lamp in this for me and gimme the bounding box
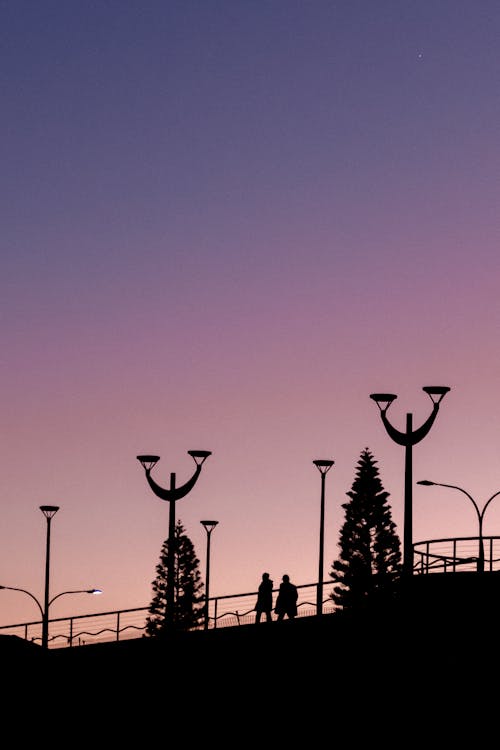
[313,459,334,616]
[417,480,500,573]
[136,450,212,631]
[40,505,59,649]
[370,386,450,579]
[0,586,102,647]
[200,520,218,630]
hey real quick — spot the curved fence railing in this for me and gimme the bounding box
[3,541,499,650]
[0,580,336,649]
[413,535,500,574]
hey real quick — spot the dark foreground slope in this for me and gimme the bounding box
[46,569,500,683]
[3,573,500,740]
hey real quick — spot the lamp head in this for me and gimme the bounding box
[188,450,212,466]
[422,386,450,405]
[136,455,160,471]
[313,459,334,474]
[89,589,102,595]
[417,480,435,486]
[370,393,397,412]
[40,505,60,519]
[201,520,219,533]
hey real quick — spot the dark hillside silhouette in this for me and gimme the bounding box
[5,572,500,742]
[38,587,500,736]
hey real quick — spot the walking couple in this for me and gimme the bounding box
[255,572,298,623]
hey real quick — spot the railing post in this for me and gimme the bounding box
[117,611,121,642]
[69,617,74,647]
[214,597,218,629]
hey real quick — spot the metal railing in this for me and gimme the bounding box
[0,581,336,649]
[4,539,499,650]
[413,535,500,574]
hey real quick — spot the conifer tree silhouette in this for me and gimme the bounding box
[146,519,204,635]
[330,448,402,611]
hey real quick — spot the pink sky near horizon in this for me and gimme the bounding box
[1,1,500,628]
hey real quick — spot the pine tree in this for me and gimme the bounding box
[145,519,205,635]
[330,448,402,611]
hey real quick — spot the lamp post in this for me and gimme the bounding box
[313,459,334,615]
[200,520,218,630]
[417,480,500,573]
[136,450,212,631]
[0,586,102,647]
[40,505,59,649]
[370,386,450,579]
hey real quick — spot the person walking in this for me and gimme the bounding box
[255,572,274,623]
[274,574,298,621]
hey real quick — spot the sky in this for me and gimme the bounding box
[1,0,500,628]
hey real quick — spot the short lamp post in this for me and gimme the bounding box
[136,450,212,631]
[313,459,334,616]
[370,387,450,579]
[200,520,218,630]
[417,480,500,573]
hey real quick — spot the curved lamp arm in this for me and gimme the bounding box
[137,451,211,502]
[377,400,441,447]
[408,402,441,445]
[144,463,202,502]
[379,409,409,446]
[481,490,500,521]
[0,586,43,617]
[48,589,102,607]
[370,386,450,447]
[417,481,481,519]
[370,394,408,445]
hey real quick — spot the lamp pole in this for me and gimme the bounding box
[370,387,450,580]
[40,505,59,649]
[0,586,102,647]
[137,450,212,631]
[313,459,334,615]
[417,480,500,573]
[200,520,218,629]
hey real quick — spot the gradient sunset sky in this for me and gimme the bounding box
[1,0,500,627]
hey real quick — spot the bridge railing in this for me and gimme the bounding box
[413,535,500,574]
[0,580,336,649]
[4,539,500,649]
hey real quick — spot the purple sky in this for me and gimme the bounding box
[1,1,500,627]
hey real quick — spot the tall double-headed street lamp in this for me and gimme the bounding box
[417,480,500,573]
[0,585,102,647]
[370,386,450,579]
[0,504,101,648]
[200,520,218,630]
[313,459,334,616]
[136,450,212,631]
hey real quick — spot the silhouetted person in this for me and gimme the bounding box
[255,572,273,623]
[274,574,298,621]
